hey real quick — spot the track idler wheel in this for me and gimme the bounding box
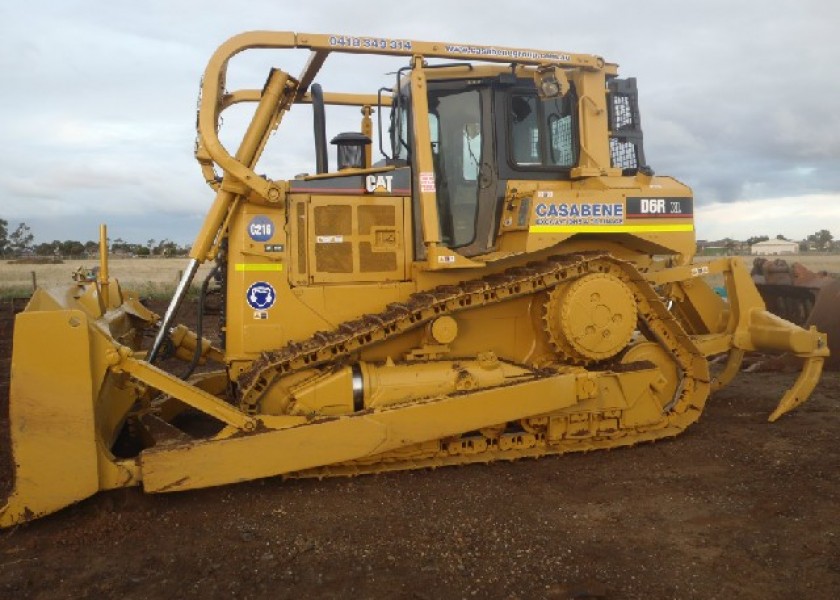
[543,273,638,363]
[620,341,680,411]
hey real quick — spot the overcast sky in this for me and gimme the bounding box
[1,0,838,246]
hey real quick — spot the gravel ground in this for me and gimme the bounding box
[0,299,838,599]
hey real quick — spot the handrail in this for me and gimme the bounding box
[195,31,611,200]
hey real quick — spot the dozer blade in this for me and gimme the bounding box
[1,284,145,528]
[1,309,102,527]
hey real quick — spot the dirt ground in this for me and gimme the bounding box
[0,298,838,599]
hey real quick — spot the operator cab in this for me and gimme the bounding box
[389,73,578,258]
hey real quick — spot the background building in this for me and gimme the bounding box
[750,239,798,255]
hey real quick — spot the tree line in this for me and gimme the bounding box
[2,217,836,259]
[0,219,189,258]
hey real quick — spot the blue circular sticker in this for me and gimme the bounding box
[246,281,276,310]
[248,215,274,242]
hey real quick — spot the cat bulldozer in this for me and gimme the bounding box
[2,31,829,526]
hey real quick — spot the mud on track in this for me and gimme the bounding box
[0,299,838,599]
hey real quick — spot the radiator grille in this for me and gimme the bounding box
[314,205,352,235]
[315,242,354,273]
[296,202,307,274]
[307,198,405,282]
[359,205,396,234]
[360,241,397,272]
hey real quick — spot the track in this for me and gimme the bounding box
[235,254,710,476]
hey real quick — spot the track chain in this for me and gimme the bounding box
[237,253,597,412]
[237,253,708,423]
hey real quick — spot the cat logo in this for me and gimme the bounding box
[365,174,393,193]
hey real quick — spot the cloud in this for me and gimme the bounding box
[696,194,840,241]
[1,0,839,246]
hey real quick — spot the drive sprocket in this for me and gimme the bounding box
[542,272,638,364]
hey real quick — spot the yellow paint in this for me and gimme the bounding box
[529,224,694,234]
[234,263,284,272]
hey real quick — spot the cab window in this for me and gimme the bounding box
[509,90,576,168]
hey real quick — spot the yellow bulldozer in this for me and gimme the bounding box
[1,32,829,526]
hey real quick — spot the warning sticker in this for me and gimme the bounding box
[420,172,436,193]
[316,235,344,244]
[246,281,276,311]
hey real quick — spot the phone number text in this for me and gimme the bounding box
[329,36,413,51]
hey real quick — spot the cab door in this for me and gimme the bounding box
[423,81,500,257]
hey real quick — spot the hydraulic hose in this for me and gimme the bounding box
[148,259,200,363]
[182,263,220,380]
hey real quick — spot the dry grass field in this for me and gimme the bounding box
[0,258,215,298]
[1,253,838,299]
